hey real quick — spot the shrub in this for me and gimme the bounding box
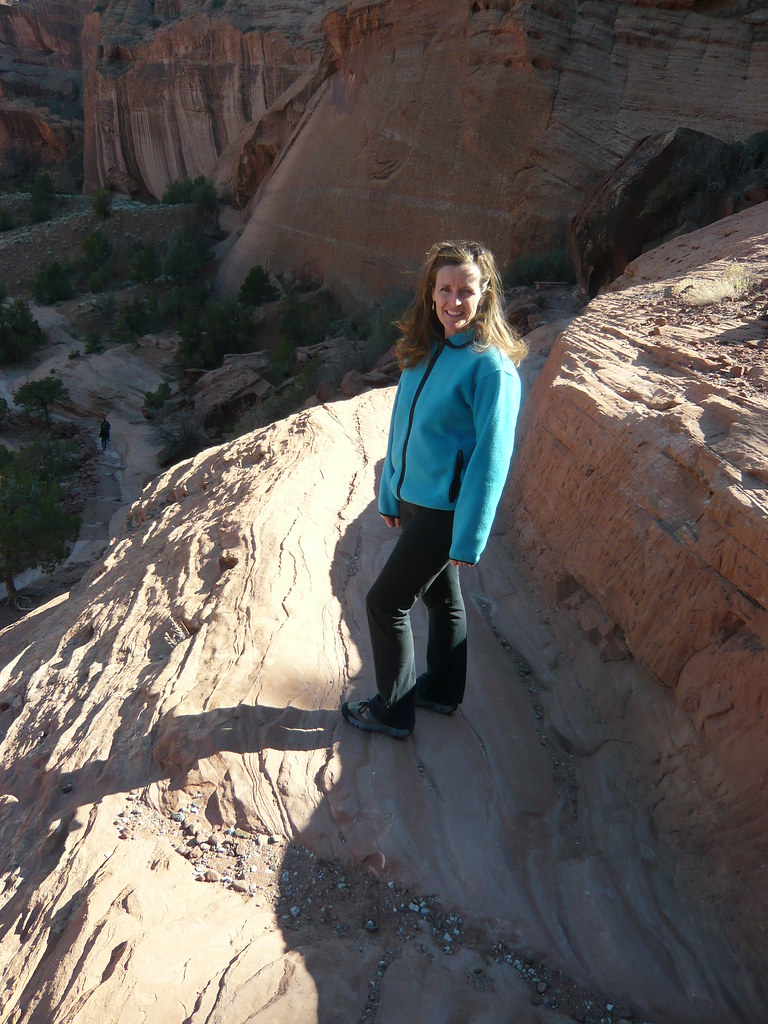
[31,260,74,304]
[358,297,404,368]
[92,186,112,220]
[177,297,256,368]
[279,289,339,349]
[162,178,195,204]
[143,380,171,413]
[0,438,81,604]
[129,242,161,284]
[82,229,113,270]
[29,197,53,223]
[0,206,15,232]
[28,172,55,223]
[162,222,211,284]
[157,417,207,467]
[88,268,110,293]
[110,297,149,344]
[239,265,279,306]
[84,330,103,354]
[162,175,216,218]
[503,249,575,287]
[0,298,46,363]
[30,172,55,202]
[190,177,217,218]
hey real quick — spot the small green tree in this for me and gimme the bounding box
[129,242,161,284]
[110,298,149,344]
[14,375,70,426]
[142,380,171,414]
[81,229,113,270]
[0,396,8,425]
[177,297,255,368]
[31,260,74,304]
[0,298,46,364]
[28,171,55,223]
[190,176,217,219]
[162,178,194,204]
[92,186,112,220]
[0,206,15,232]
[239,265,279,306]
[0,440,80,606]
[279,289,339,348]
[163,223,211,285]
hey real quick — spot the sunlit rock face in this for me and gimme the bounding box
[81,1,335,198]
[507,201,768,980]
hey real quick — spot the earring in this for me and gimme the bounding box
[431,301,435,310]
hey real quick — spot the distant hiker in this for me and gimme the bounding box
[99,416,111,451]
[342,241,527,740]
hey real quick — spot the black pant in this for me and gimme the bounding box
[365,502,467,729]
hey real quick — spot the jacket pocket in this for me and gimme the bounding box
[448,449,464,502]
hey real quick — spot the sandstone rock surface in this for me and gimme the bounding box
[508,201,768,977]
[2,206,768,1023]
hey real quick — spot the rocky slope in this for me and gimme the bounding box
[1,205,767,1023]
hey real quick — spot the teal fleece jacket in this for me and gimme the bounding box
[379,328,522,564]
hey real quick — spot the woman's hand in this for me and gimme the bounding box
[450,559,475,568]
[381,515,400,528]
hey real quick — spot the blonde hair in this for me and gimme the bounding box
[396,240,527,368]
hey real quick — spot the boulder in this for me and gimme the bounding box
[571,128,734,296]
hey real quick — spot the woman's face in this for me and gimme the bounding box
[432,263,484,338]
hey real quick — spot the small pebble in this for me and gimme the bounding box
[364,920,379,932]
[537,981,548,994]
[290,906,301,918]
[203,870,219,883]
[171,811,185,822]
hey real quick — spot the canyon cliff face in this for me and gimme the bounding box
[217,0,768,303]
[78,1,768,302]
[81,1,336,198]
[0,207,767,1023]
[0,0,92,187]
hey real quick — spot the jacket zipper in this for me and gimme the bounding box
[396,339,445,500]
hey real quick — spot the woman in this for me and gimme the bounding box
[342,240,527,739]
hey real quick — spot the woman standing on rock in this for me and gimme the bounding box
[342,240,526,739]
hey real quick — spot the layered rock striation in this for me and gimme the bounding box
[507,201,768,969]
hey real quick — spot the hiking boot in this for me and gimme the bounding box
[341,699,413,740]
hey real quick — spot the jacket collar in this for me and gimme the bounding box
[444,327,475,349]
